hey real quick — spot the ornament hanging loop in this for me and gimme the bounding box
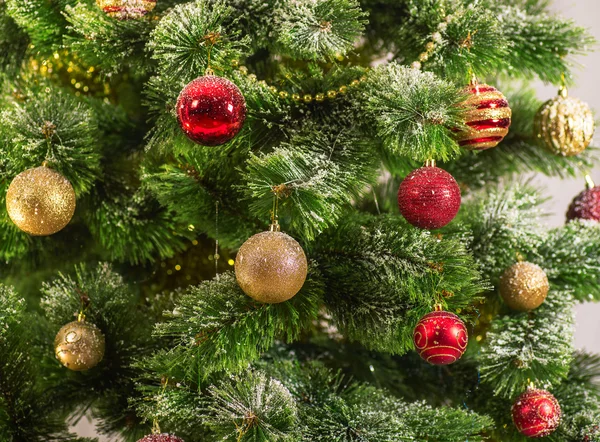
[585,174,595,189]
[269,188,281,231]
[559,73,568,98]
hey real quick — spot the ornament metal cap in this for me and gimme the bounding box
[585,174,595,190]
[424,159,436,167]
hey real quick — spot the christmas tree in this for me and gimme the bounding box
[0,0,599,440]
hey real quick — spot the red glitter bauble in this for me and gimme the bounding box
[512,388,561,438]
[413,311,468,365]
[567,186,600,222]
[176,75,246,146]
[397,165,461,230]
[456,83,512,150]
[137,434,185,442]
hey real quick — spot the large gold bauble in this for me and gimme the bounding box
[235,229,308,303]
[6,166,76,236]
[499,262,549,312]
[54,319,105,371]
[534,89,595,157]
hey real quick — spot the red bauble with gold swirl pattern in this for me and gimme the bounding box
[512,388,561,438]
[456,83,512,150]
[413,311,468,365]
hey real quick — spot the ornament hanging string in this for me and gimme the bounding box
[152,377,170,434]
[203,32,220,76]
[214,201,220,280]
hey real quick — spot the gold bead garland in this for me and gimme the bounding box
[230,58,368,104]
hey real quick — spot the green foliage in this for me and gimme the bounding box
[313,213,488,354]
[0,81,101,195]
[0,4,29,76]
[480,290,575,399]
[355,63,465,162]
[151,271,323,380]
[206,370,298,441]
[243,127,378,241]
[275,0,368,61]
[64,3,155,75]
[539,221,600,302]
[453,184,545,286]
[148,0,247,85]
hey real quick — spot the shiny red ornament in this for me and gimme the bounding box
[397,164,461,230]
[567,186,600,222]
[456,83,512,150]
[512,388,561,438]
[413,311,468,365]
[176,75,246,146]
[137,434,184,442]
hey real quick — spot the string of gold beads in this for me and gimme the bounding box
[231,59,368,103]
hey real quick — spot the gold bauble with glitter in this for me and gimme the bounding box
[6,165,76,236]
[235,224,308,303]
[499,262,549,311]
[54,318,105,371]
[96,0,157,20]
[534,87,595,157]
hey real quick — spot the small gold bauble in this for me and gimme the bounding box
[499,262,549,311]
[534,89,595,157]
[6,166,76,236]
[235,229,308,303]
[54,319,105,371]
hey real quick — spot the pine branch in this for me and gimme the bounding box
[275,0,368,61]
[243,127,379,241]
[64,3,154,75]
[0,80,102,195]
[151,271,323,379]
[479,290,574,398]
[539,221,600,302]
[313,214,488,354]
[354,63,466,162]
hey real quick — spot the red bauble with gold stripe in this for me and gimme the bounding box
[96,0,156,20]
[413,311,468,365]
[456,83,512,150]
[512,388,561,438]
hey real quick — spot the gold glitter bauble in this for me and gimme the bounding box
[235,229,308,303]
[96,0,157,19]
[499,262,549,312]
[534,88,595,157]
[6,166,76,236]
[54,319,105,371]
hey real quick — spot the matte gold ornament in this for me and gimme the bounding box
[534,86,595,157]
[235,223,308,303]
[499,262,549,312]
[6,165,76,236]
[54,316,105,371]
[96,0,156,19]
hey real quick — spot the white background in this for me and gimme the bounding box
[74,0,600,439]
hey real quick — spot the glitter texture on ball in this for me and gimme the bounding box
[512,388,561,438]
[567,186,600,222]
[96,0,157,19]
[456,83,512,150]
[534,89,595,157]
[177,76,246,146]
[413,311,468,365]
[54,319,105,371]
[137,434,185,442]
[499,262,549,312]
[235,230,308,304]
[6,165,76,236]
[397,164,461,230]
